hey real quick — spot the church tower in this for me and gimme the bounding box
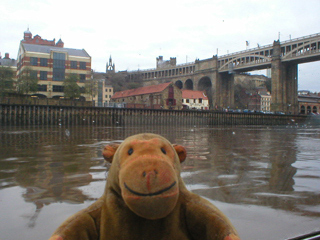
[106,55,115,73]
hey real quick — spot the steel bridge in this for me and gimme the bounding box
[218,33,320,72]
[126,33,320,114]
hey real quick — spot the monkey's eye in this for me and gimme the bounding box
[128,148,134,155]
[161,148,166,154]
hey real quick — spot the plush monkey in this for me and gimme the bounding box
[49,133,240,240]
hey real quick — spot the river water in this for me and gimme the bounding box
[0,122,320,240]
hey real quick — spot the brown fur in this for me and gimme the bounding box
[49,133,240,240]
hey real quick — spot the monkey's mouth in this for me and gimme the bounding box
[124,181,176,197]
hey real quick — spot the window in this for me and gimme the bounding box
[30,57,38,66]
[79,62,86,69]
[38,84,47,91]
[53,52,65,81]
[40,71,47,80]
[199,98,203,103]
[52,85,64,92]
[79,74,86,82]
[70,61,77,69]
[30,70,37,79]
[109,89,112,92]
[40,58,48,66]
[186,99,189,103]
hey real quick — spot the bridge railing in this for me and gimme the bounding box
[218,32,320,60]
[127,61,196,73]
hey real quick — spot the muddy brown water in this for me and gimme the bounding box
[0,124,319,240]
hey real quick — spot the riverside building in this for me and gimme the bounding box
[16,29,91,100]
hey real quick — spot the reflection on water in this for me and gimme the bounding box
[0,125,320,240]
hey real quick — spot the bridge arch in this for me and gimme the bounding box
[219,54,272,71]
[175,80,183,89]
[198,76,213,108]
[185,79,193,90]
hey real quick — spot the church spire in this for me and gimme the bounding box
[106,55,115,73]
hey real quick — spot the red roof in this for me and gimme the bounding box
[112,82,172,99]
[182,90,208,100]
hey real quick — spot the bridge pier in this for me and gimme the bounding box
[216,72,235,109]
[271,40,299,114]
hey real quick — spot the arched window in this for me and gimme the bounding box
[300,105,305,114]
[313,106,317,113]
[307,106,311,114]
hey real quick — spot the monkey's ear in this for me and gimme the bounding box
[103,143,120,163]
[173,144,187,163]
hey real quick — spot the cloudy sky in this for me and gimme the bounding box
[1,0,320,91]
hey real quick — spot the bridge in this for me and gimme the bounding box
[126,33,320,114]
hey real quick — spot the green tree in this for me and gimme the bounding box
[63,74,81,99]
[0,67,15,98]
[17,67,38,95]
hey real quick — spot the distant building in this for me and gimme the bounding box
[91,71,114,107]
[156,56,176,69]
[0,53,17,69]
[0,52,17,75]
[111,82,182,110]
[259,90,271,112]
[0,52,18,90]
[247,88,271,112]
[16,29,91,100]
[181,90,209,110]
[298,90,320,114]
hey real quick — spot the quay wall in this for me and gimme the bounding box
[0,104,307,126]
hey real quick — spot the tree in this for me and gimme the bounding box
[86,71,102,101]
[0,67,14,98]
[107,71,143,92]
[85,79,98,101]
[17,67,38,95]
[63,74,81,99]
[265,78,272,93]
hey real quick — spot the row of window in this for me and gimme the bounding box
[31,70,86,82]
[30,57,87,69]
[183,98,203,104]
[37,84,85,92]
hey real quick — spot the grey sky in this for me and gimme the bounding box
[1,0,320,91]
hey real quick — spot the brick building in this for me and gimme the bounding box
[111,82,182,110]
[16,29,91,100]
[181,90,209,110]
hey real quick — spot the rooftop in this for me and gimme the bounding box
[112,82,172,99]
[21,43,90,58]
[182,90,208,100]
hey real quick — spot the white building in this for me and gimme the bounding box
[182,90,209,110]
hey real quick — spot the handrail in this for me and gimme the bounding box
[218,32,320,59]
